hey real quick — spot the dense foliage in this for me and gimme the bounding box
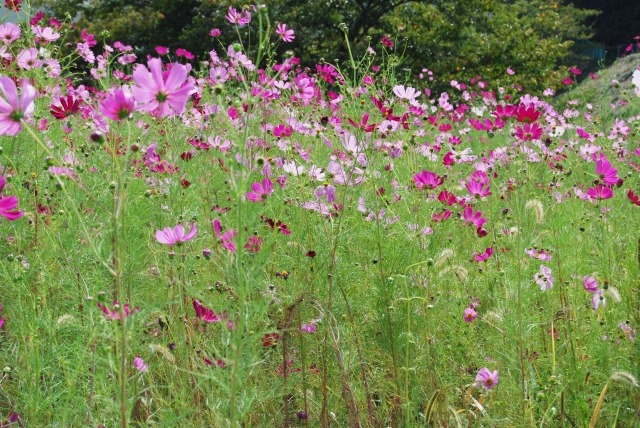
[34,0,598,93]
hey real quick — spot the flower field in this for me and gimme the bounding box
[0,3,639,427]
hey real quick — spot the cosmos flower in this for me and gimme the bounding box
[133,356,148,372]
[155,223,197,246]
[275,23,295,43]
[192,299,220,323]
[0,76,36,136]
[476,368,499,390]
[132,58,195,117]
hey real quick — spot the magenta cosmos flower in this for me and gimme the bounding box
[275,23,295,43]
[99,87,135,121]
[587,184,613,201]
[0,76,36,136]
[132,58,195,118]
[0,176,24,220]
[247,178,274,202]
[192,299,220,323]
[97,301,140,320]
[476,368,499,390]
[155,223,197,246]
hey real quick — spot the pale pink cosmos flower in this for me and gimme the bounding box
[16,48,41,69]
[275,23,294,43]
[592,289,606,310]
[132,58,195,117]
[476,368,498,390]
[32,25,60,43]
[99,87,135,121]
[133,356,148,372]
[0,76,36,136]
[393,85,420,102]
[0,22,20,44]
[534,265,554,290]
[525,248,552,261]
[97,301,140,320]
[155,223,197,246]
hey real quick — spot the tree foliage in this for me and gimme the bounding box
[35,0,599,93]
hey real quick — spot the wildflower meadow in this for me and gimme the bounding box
[0,2,639,427]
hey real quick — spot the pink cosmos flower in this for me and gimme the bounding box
[32,25,60,43]
[393,85,420,102]
[226,6,251,26]
[462,205,486,229]
[476,368,499,390]
[192,299,220,323]
[132,58,195,117]
[0,77,36,136]
[465,179,492,198]
[246,179,274,202]
[0,176,23,220]
[473,247,494,262]
[133,356,148,372]
[413,170,444,190]
[534,265,554,290]
[275,23,295,43]
[99,87,135,121]
[582,276,598,293]
[586,185,613,201]
[628,190,640,206]
[463,307,478,323]
[525,248,552,261]
[16,48,40,69]
[592,289,605,310]
[155,223,197,246]
[97,301,140,320]
[244,235,263,253]
[213,219,237,252]
[515,122,543,141]
[0,22,21,44]
[593,153,620,186]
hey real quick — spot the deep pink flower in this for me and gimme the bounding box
[515,122,543,141]
[462,205,486,228]
[175,48,194,60]
[155,223,197,246]
[463,307,478,323]
[155,46,169,55]
[99,87,135,121]
[473,247,494,262]
[476,368,498,390]
[413,170,444,190]
[628,190,640,206]
[515,104,540,123]
[437,190,457,206]
[97,301,140,320]
[0,176,24,220]
[275,23,294,43]
[246,179,274,202]
[50,95,80,120]
[593,154,620,185]
[132,58,195,117]
[381,35,394,48]
[213,219,237,252]
[586,184,613,201]
[431,209,452,222]
[0,77,36,136]
[582,276,598,293]
[192,299,220,323]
